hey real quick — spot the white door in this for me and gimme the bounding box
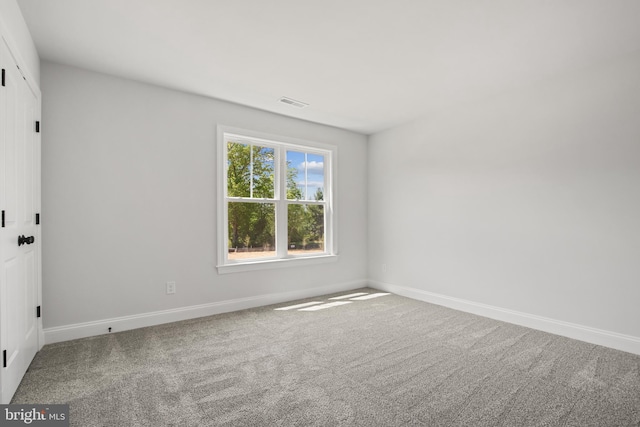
[0,38,40,404]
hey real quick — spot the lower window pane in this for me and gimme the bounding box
[288,204,324,256]
[228,202,275,260]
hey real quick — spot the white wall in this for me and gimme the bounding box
[369,52,640,346]
[0,0,39,84]
[41,61,368,334]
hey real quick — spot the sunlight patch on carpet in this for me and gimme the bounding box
[298,301,352,311]
[350,293,390,300]
[274,301,324,311]
[329,292,369,300]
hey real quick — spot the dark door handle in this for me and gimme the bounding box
[18,235,35,246]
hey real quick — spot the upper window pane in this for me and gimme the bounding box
[227,142,274,198]
[286,151,325,201]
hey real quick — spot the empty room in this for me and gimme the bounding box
[1,0,639,425]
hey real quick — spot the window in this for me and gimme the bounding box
[217,126,337,273]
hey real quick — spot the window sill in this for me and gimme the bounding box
[217,254,338,275]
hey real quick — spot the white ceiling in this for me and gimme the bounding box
[17,0,640,135]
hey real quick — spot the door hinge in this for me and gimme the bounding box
[35,121,40,133]
[1,68,5,86]
[1,210,5,228]
[36,213,40,225]
[2,350,6,368]
[37,306,41,318]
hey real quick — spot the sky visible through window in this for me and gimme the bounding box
[287,151,324,200]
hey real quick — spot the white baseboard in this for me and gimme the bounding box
[44,280,366,344]
[369,280,640,356]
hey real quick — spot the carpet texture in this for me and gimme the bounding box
[12,289,640,426]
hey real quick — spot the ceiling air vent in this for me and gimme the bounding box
[279,96,308,108]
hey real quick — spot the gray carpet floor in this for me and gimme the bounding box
[12,288,640,426]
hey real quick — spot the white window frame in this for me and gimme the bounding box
[216,126,338,274]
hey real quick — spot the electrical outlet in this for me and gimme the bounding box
[166,281,176,295]
[382,264,387,273]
